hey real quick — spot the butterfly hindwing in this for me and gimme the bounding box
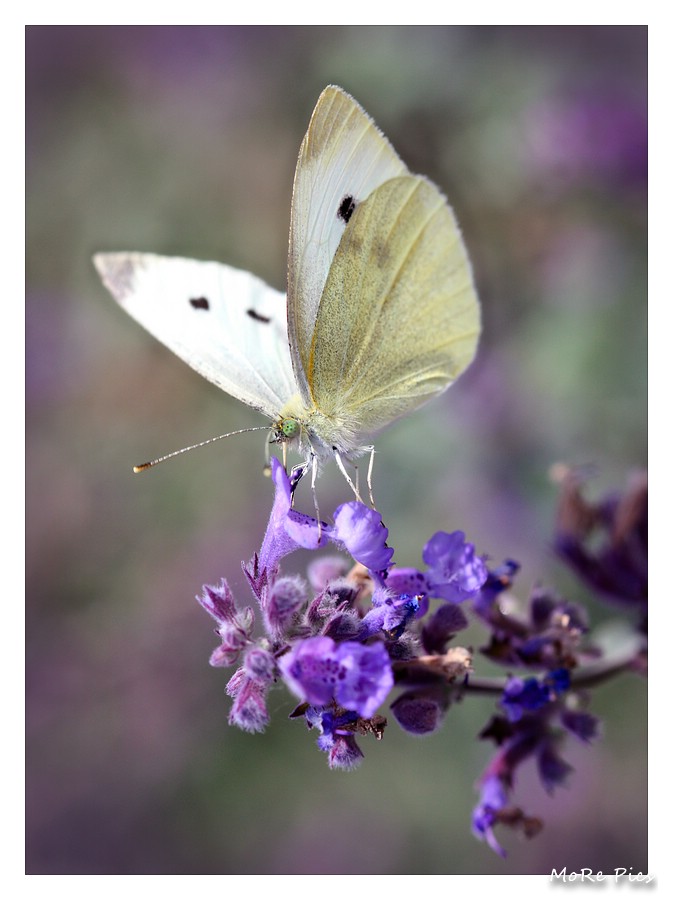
[306,175,480,439]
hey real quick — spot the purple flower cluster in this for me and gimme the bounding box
[196,460,646,857]
[465,551,608,856]
[473,561,589,672]
[473,664,599,857]
[526,88,647,190]
[553,466,647,630]
[199,458,486,760]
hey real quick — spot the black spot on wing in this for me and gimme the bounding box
[338,195,357,223]
[189,296,210,310]
[247,308,271,324]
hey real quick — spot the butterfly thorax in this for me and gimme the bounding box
[274,396,362,461]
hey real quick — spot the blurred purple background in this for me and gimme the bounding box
[26,26,647,874]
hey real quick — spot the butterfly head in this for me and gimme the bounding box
[274,416,302,444]
[272,395,317,453]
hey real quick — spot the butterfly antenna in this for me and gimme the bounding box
[133,426,270,473]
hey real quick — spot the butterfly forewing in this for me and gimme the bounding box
[306,175,480,439]
[94,252,297,417]
[287,86,408,403]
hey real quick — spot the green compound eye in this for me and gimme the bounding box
[280,418,300,439]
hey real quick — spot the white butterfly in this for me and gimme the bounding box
[95,85,480,498]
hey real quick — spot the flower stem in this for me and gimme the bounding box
[462,635,646,696]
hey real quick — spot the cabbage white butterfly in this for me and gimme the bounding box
[95,86,480,496]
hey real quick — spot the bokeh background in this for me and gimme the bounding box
[26,25,647,875]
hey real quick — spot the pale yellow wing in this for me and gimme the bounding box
[306,175,480,441]
[287,86,408,404]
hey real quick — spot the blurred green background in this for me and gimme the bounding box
[26,25,647,874]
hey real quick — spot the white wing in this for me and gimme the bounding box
[287,86,409,402]
[94,252,298,418]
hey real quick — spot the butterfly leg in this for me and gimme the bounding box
[334,450,363,503]
[309,453,324,541]
[263,429,275,477]
[365,445,376,508]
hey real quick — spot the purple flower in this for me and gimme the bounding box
[263,574,307,638]
[530,592,588,635]
[471,768,545,857]
[226,669,270,733]
[421,602,469,654]
[472,559,520,616]
[198,579,254,667]
[384,566,428,596]
[385,566,430,616]
[423,531,487,602]
[307,556,350,591]
[257,463,395,580]
[500,670,572,722]
[198,578,237,623]
[334,641,394,718]
[332,502,394,575]
[243,647,276,684]
[546,668,571,695]
[537,738,573,794]
[358,588,421,640]
[279,636,340,708]
[391,685,450,735]
[308,708,365,770]
[324,734,365,770]
[258,457,329,573]
[561,710,600,743]
[279,636,393,718]
[501,676,551,722]
[472,775,508,857]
